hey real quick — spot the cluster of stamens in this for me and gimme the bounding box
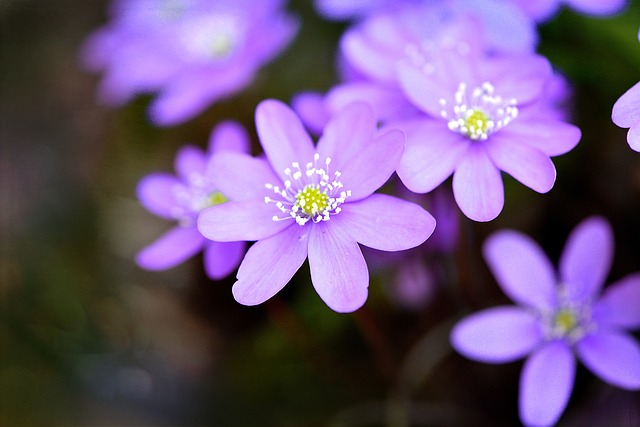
[172,172,228,226]
[180,13,241,61]
[540,287,595,345]
[264,154,351,226]
[440,82,518,141]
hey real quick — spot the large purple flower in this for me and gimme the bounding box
[393,45,581,221]
[451,217,640,426]
[136,121,249,279]
[81,0,298,126]
[197,100,436,312]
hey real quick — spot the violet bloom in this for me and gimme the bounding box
[136,121,249,279]
[393,45,581,221]
[197,100,436,312]
[81,0,298,126]
[451,217,640,426]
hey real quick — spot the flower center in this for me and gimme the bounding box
[180,13,243,61]
[541,289,595,345]
[172,174,228,226]
[553,309,579,336]
[265,154,351,226]
[440,82,518,141]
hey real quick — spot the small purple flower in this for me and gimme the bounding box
[136,121,249,279]
[197,100,436,312]
[513,0,628,22]
[612,30,640,153]
[451,217,640,426]
[81,0,298,126]
[393,45,581,221]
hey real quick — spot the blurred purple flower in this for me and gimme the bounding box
[612,30,640,153]
[81,0,298,126]
[197,100,436,312]
[136,121,249,279]
[451,217,640,426]
[393,45,581,221]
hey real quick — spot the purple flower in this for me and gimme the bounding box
[81,0,298,126]
[393,45,581,221]
[197,100,436,312]
[451,217,640,426]
[136,121,249,279]
[612,30,640,153]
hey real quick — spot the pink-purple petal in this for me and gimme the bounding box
[308,222,369,313]
[203,240,247,280]
[175,145,207,181]
[337,194,436,251]
[255,99,316,181]
[207,120,251,154]
[627,124,640,152]
[559,216,613,303]
[499,119,581,157]
[136,173,181,220]
[136,226,205,271]
[612,81,640,128]
[197,200,291,242]
[452,145,504,222]
[592,273,640,329]
[576,330,640,390]
[232,225,310,306]
[316,101,376,172]
[340,128,405,201]
[396,120,469,193]
[485,136,556,194]
[566,0,628,15]
[483,230,557,310]
[207,152,279,201]
[451,306,542,363]
[396,60,453,118]
[519,341,576,427]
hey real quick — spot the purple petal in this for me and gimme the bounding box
[175,145,207,182]
[451,306,542,363]
[316,101,376,172]
[452,145,504,222]
[480,55,551,104]
[136,226,205,270]
[519,341,576,427]
[483,230,557,310]
[396,120,469,193]
[592,273,640,330]
[485,135,556,193]
[197,200,292,242]
[291,91,331,136]
[566,0,628,15]
[559,216,613,303]
[208,151,279,201]
[396,60,454,118]
[612,81,640,128]
[136,173,181,220]
[499,119,581,157]
[232,225,310,306]
[576,330,640,390]
[308,221,369,313]
[341,128,405,201]
[627,124,640,152]
[207,121,251,154]
[337,193,436,251]
[203,240,246,280]
[255,99,316,181]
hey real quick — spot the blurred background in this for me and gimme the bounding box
[1,0,640,425]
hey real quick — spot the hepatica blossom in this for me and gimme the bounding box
[81,0,298,126]
[393,45,581,221]
[197,100,436,312]
[451,217,640,426]
[136,121,249,279]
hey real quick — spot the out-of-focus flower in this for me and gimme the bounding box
[81,0,299,126]
[197,100,436,312]
[393,44,581,221]
[136,121,249,279]
[451,216,640,426]
[612,30,640,153]
[512,0,628,22]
